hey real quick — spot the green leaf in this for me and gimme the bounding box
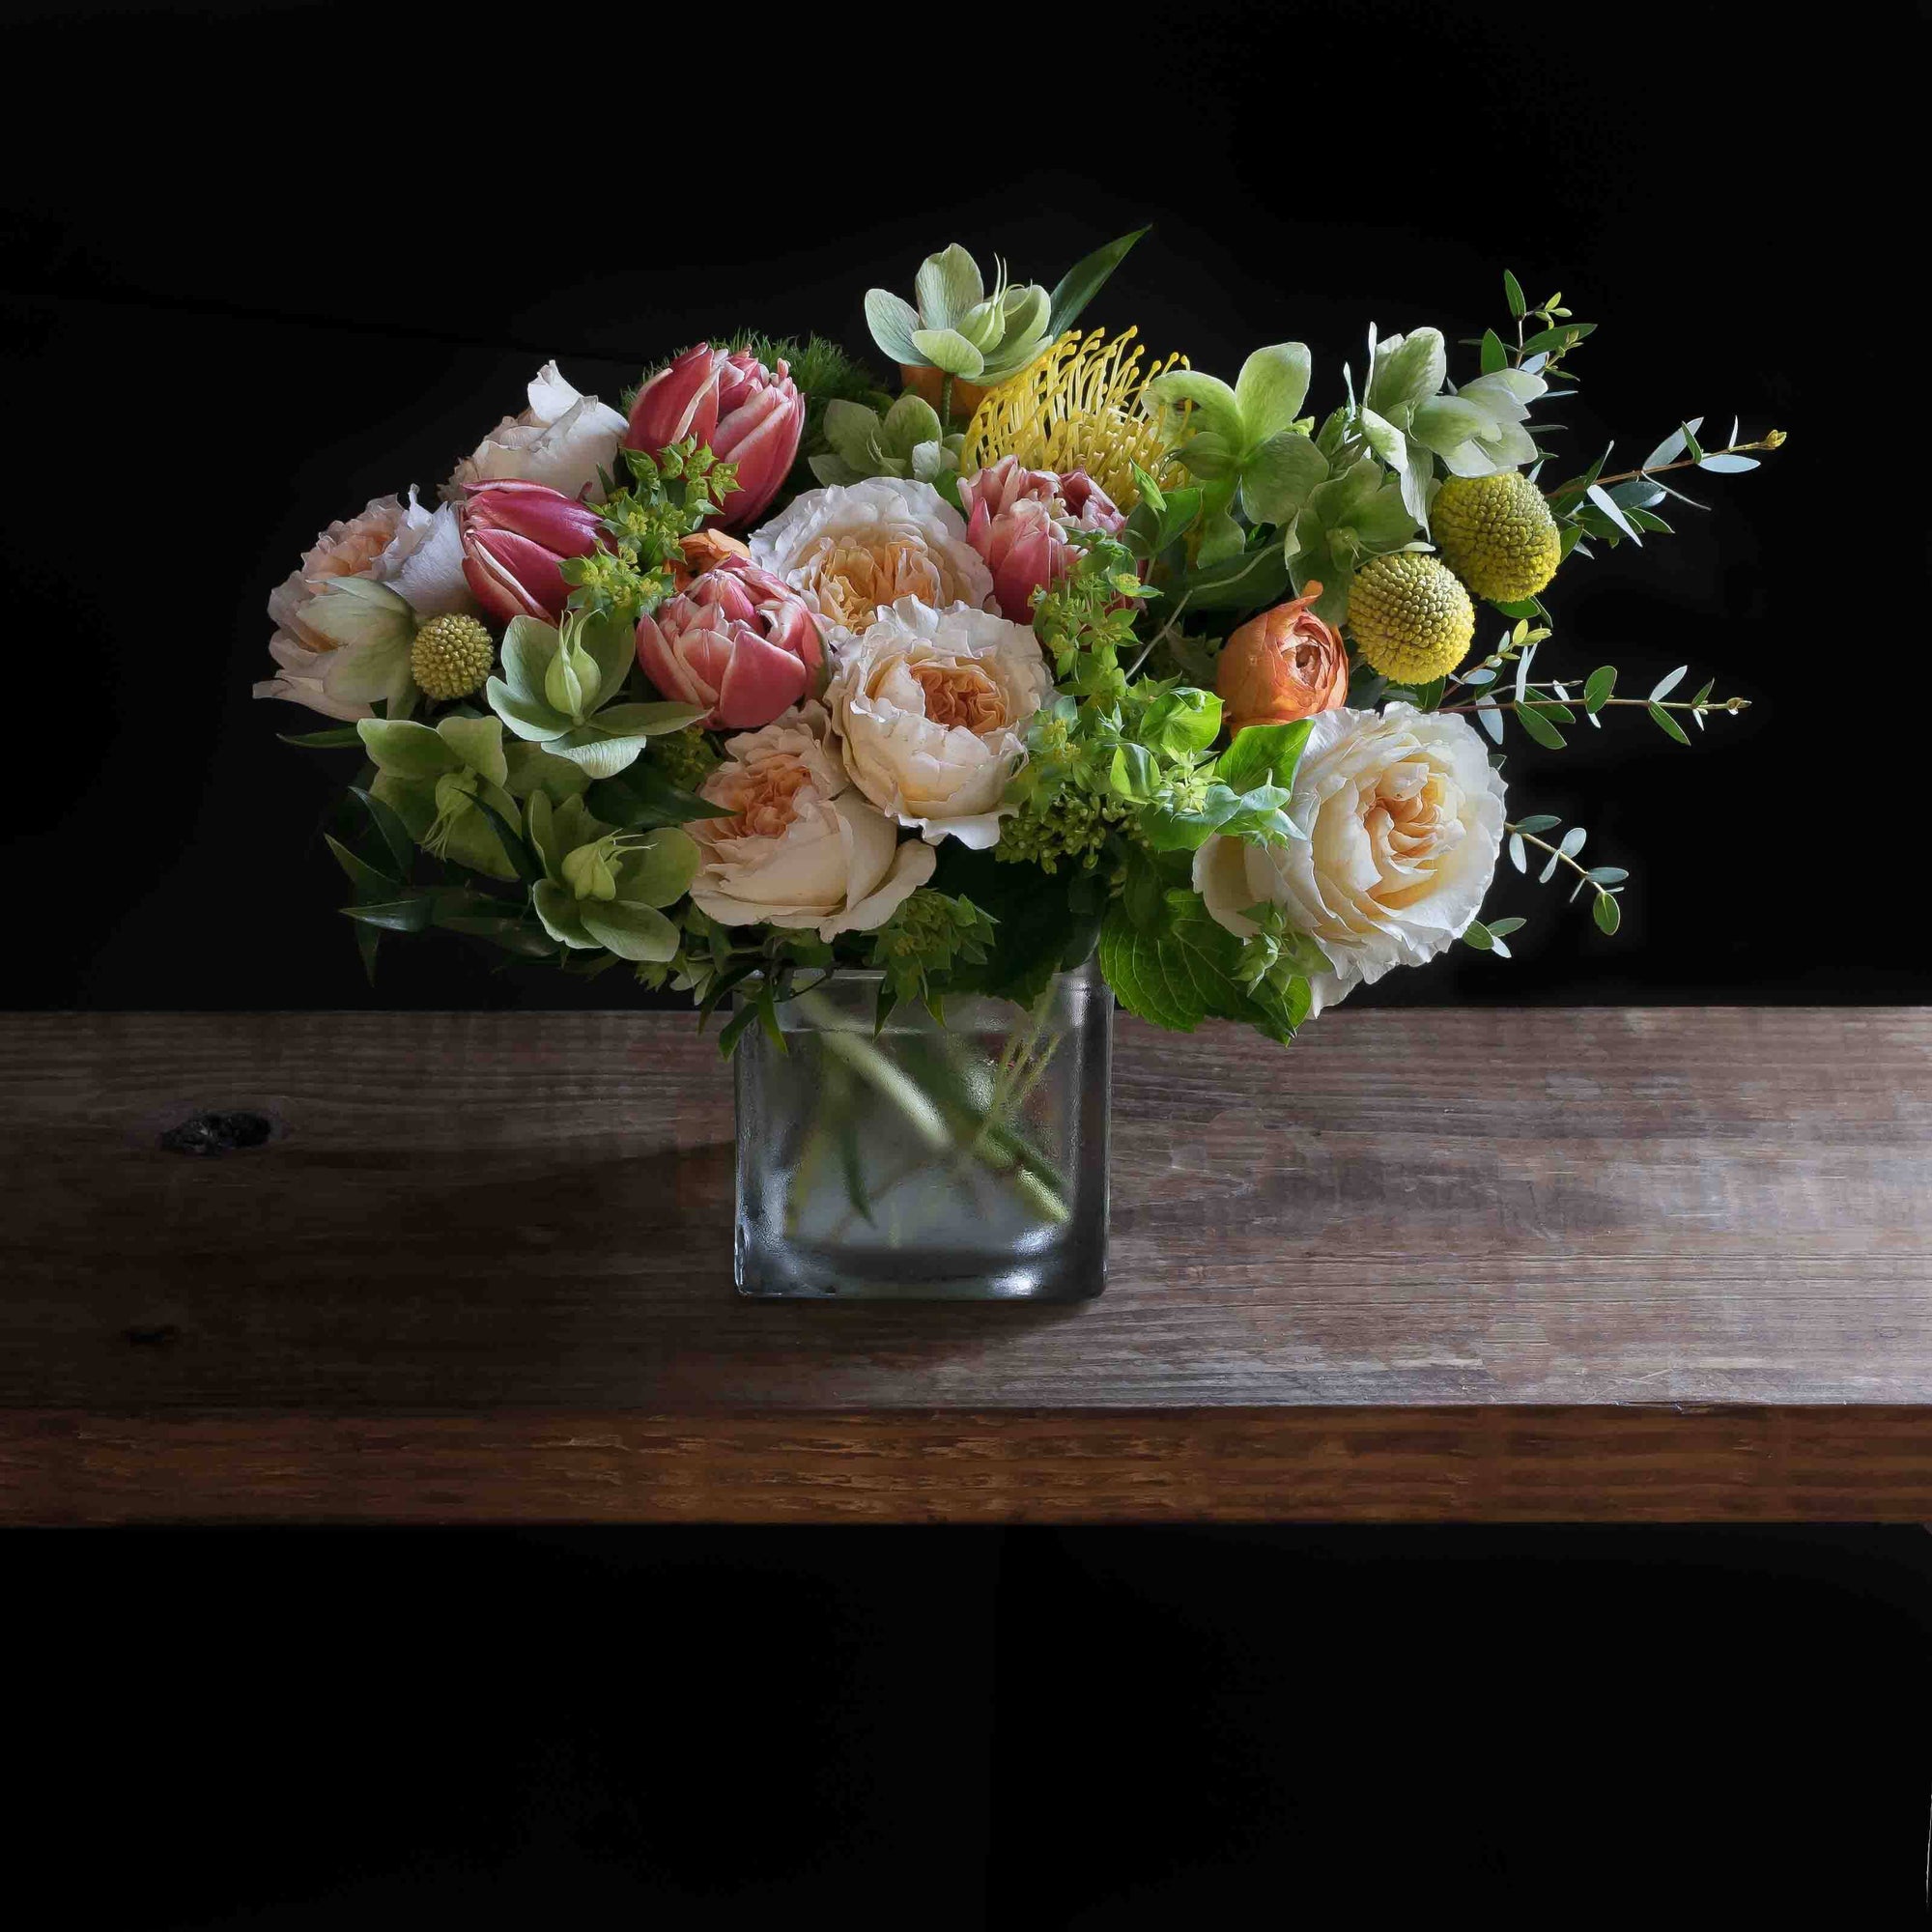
[1516,703,1568,750]
[1045,227,1147,343]
[1648,702,1692,746]
[1503,270,1526,319]
[340,895,433,934]
[1217,720,1313,796]
[277,725,364,750]
[435,713,508,786]
[469,790,545,888]
[348,784,417,880]
[587,760,729,830]
[325,834,399,898]
[1583,666,1617,713]
[1593,892,1622,935]
[1479,328,1507,375]
[614,827,701,908]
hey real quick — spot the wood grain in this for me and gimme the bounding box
[7,1407,1932,1524]
[2,1008,1928,1520]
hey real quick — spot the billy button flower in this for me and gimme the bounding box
[410,613,495,702]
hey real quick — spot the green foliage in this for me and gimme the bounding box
[524,789,697,964]
[867,889,998,1023]
[563,439,738,623]
[810,392,963,490]
[1098,847,1313,1045]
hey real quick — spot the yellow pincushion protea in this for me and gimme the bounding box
[960,327,1188,510]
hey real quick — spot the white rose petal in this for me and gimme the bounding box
[689,702,936,943]
[748,476,993,633]
[446,360,626,503]
[1194,702,1506,1013]
[822,596,1054,849]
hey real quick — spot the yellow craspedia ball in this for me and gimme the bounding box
[1430,470,1562,602]
[1347,554,1475,682]
[410,613,495,701]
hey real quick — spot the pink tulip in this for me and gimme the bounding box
[461,479,604,624]
[636,556,825,729]
[959,456,1127,622]
[625,342,805,531]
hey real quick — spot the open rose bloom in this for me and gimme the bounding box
[1194,704,1507,1013]
[750,478,992,635]
[636,557,824,730]
[822,596,1055,848]
[959,455,1126,621]
[688,702,933,941]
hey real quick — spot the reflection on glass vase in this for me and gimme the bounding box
[732,960,1112,1301]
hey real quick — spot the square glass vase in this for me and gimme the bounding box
[733,960,1112,1301]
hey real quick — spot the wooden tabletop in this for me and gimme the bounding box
[4,1008,1928,1523]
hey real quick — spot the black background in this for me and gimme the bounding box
[2,0,1917,1009]
[6,2,1928,1921]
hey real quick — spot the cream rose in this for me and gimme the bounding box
[446,361,626,503]
[822,596,1055,849]
[256,487,473,718]
[1194,702,1506,1012]
[748,477,993,634]
[688,701,934,941]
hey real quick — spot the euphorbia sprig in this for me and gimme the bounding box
[563,440,740,622]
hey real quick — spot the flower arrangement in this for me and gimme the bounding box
[260,236,1783,1053]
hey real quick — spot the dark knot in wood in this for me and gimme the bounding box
[158,1110,272,1156]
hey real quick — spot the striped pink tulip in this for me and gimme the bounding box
[636,556,824,729]
[625,342,804,530]
[959,457,1126,622]
[460,479,603,624]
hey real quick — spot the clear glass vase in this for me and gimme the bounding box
[732,959,1112,1300]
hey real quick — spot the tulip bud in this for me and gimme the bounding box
[460,480,604,625]
[625,343,804,532]
[626,343,725,456]
[1215,584,1350,732]
[959,456,1127,622]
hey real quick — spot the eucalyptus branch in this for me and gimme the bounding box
[1437,695,1748,718]
[1550,432,1785,498]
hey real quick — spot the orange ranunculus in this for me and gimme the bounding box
[667,527,753,594]
[1216,583,1349,731]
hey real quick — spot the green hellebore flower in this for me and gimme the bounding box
[485,610,700,781]
[1283,458,1425,623]
[309,578,420,718]
[355,713,522,880]
[525,790,698,964]
[809,393,965,488]
[864,230,1146,388]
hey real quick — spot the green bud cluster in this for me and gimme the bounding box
[993,787,1133,874]
[650,726,722,794]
